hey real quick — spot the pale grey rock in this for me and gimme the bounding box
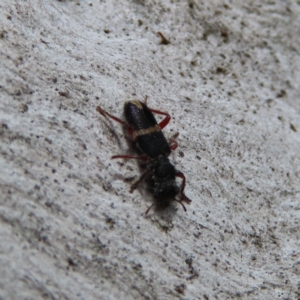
[0,1,300,299]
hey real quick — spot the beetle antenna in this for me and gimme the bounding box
[174,200,187,212]
[145,203,155,215]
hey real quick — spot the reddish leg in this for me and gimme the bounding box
[141,96,171,130]
[145,203,155,215]
[174,200,187,212]
[169,132,179,151]
[170,142,178,151]
[148,108,171,130]
[130,169,151,193]
[175,170,192,204]
[112,155,150,193]
[96,106,134,138]
[96,106,126,125]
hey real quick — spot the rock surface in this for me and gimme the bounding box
[0,1,300,299]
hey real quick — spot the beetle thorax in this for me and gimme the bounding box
[149,156,179,199]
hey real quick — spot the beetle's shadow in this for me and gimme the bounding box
[101,119,125,149]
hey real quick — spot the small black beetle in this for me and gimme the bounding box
[96,98,191,214]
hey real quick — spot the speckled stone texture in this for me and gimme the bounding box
[0,1,300,299]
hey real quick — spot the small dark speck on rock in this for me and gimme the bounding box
[20,104,29,113]
[67,257,77,266]
[216,67,226,74]
[290,123,297,132]
[174,283,186,295]
[277,89,287,98]
[58,91,70,98]
[157,31,170,45]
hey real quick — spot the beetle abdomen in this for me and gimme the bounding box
[124,101,171,157]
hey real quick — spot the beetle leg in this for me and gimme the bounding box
[175,170,192,204]
[169,132,179,151]
[129,169,152,193]
[169,141,178,151]
[96,106,126,125]
[148,108,171,130]
[96,106,134,138]
[145,203,155,215]
[140,96,171,130]
[174,199,187,212]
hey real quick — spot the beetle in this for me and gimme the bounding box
[96,98,191,214]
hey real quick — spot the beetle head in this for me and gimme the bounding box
[150,155,179,200]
